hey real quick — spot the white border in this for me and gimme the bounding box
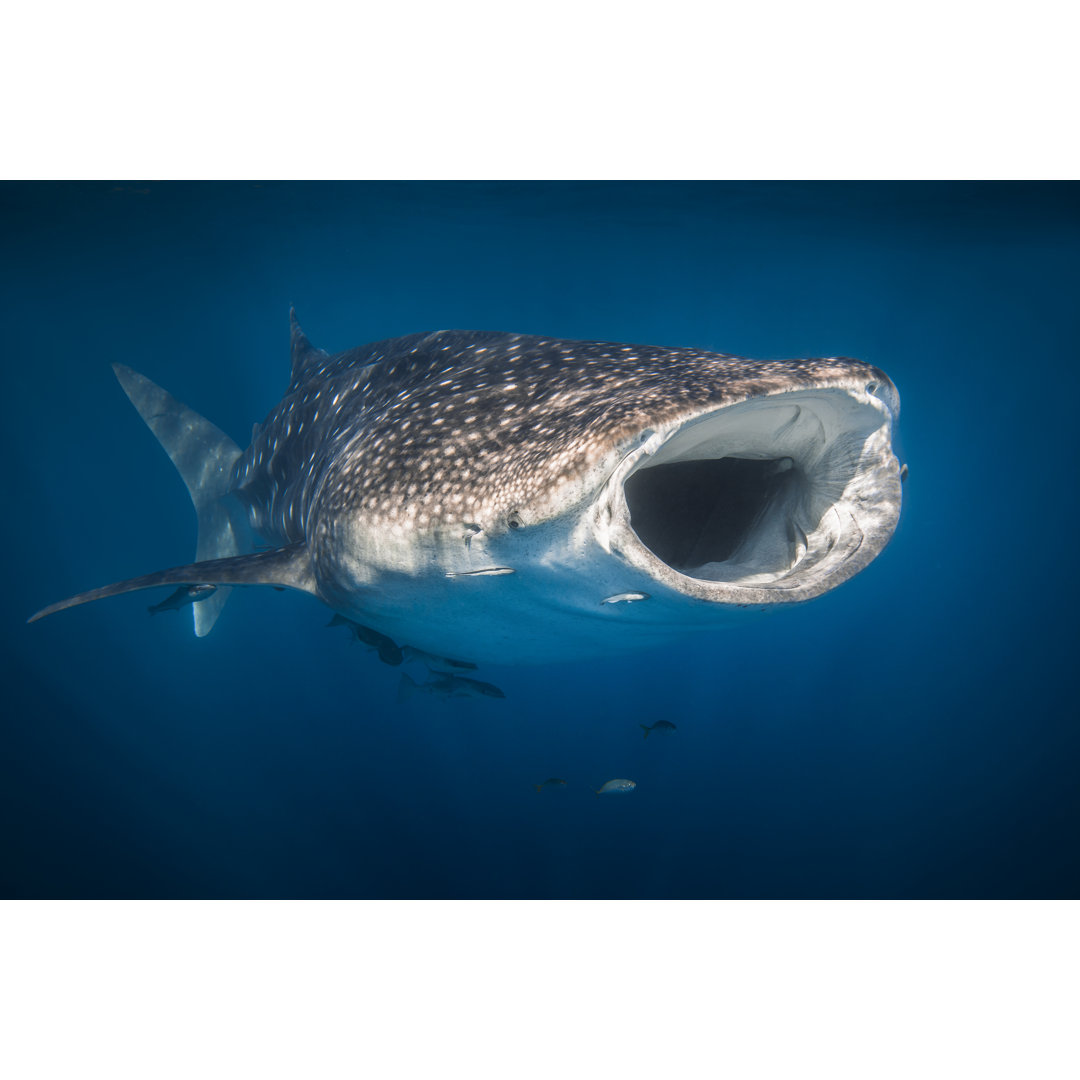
[4,3,1078,179]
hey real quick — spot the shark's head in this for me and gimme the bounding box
[594,364,901,605]
[308,333,902,659]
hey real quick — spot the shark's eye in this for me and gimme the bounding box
[507,511,524,530]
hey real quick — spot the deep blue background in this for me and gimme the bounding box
[2,181,1077,898]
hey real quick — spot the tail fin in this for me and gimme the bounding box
[640,724,650,739]
[112,364,244,636]
[534,784,543,793]
[397,674,418,704]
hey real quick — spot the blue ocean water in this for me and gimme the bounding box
[2,181,1078,899]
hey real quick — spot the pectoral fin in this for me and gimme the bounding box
[28,544,316,624]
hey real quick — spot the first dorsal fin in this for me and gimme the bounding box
[290,307,329,385]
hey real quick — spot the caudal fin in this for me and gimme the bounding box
[112,364,244,636]
[640,724,650,739]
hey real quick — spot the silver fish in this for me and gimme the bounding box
[445,567,516,578]
[596,778,637,795]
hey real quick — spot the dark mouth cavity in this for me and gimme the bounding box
[623,456,802,573]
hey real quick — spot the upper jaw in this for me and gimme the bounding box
[593,381,902,604]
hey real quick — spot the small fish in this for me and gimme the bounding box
[326,613,403,666]
[397,672,506,703]
[640,720,677,739]
[534,778,568,793]
[400,645,478,673]
[601,592,650,604]
[445,567,516,578]
[899,463,909,482]
[595,778,636,795]
[147,584,217,615]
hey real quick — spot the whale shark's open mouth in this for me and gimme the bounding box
[606,385,901,604]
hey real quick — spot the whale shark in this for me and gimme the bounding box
[28,313,903,664]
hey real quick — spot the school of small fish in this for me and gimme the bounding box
[149,595,671,800]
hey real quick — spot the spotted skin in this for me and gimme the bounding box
[235,324,894,552]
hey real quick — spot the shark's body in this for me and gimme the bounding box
[30,314,903,664]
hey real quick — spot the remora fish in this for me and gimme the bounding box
[397,672,506,702]
[326,613,403,666]
[147,583,217,615]
[400,646,478,673]
[28,313,902,663]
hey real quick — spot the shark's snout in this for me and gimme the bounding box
[602,380,901,605]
